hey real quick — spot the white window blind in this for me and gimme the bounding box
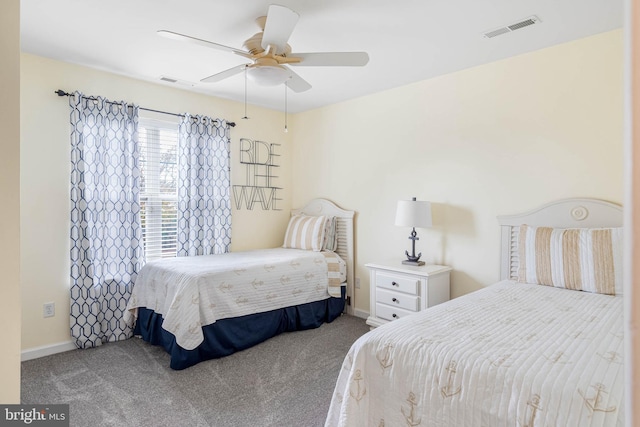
[139,118,178,261]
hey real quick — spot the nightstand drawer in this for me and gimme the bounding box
[376,303,416,322]
[376,288,419,311]
[375,272,419,295]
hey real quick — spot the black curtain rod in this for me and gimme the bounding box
[55,90,235,127]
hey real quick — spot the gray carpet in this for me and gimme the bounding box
[21,314,369,427]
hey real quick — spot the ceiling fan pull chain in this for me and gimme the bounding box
[242,66,249,120]
[284,83,288,133]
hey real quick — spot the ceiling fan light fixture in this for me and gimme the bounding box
[247,64,292,86]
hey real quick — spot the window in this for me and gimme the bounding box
[139,118,179,261]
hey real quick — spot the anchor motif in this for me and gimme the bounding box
[343,353,353,371]
[304,272,315,281]
[579,383,617,414]
[218,282,232,292]
[314,258,324,265]
[521,394,543,427]
[598,351,623,364]
[472,332,490,342]
[349,370,366,403]
[490,354,513,368]
[265,293,277,301]
[440,361,462,398]
[544,351,571,364]
[170,295,182,309]
[191,295,199,305]
[566,331,585,340]
[188,322,200,335]
[289,260,300,268]
[315,284,325,292]
[418,334,444,346]
[401,392,421,426]
[291,288,302,296]
[235,296,249,305]
[251,279,264,289]
[376,344,393,372]
[233,268,246,275]
[500,317,516,326]
[264,264,275,272]
[280,275,291,285]
[610,332,624,340]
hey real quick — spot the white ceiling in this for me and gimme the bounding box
[21,0,623,114]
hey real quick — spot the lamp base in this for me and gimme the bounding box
[402,260,425,266]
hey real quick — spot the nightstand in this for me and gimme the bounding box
[365,262,452,328]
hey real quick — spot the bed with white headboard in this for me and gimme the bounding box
[325,198,624,427]
[126,198,355,370]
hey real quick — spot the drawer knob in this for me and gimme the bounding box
[392,297,399,303]
[392,281,399,287]
[392,313,398,318]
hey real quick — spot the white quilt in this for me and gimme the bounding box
[326,280,624,427]
[124,248,345,350]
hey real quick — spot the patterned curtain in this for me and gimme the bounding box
[69,92,144,348]
[176,114,232,256]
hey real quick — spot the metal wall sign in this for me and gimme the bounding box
[232,138,282,210]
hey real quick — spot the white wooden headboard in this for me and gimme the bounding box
[497,198,623,281]
[292,198,355,314]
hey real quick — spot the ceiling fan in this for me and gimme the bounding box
[158,4,369,93]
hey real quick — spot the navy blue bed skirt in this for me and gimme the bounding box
[134,288,346,370]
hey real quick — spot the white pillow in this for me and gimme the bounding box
[283,215,327,251]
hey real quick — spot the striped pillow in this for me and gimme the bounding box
[517,225,623,295]
[283,215,327,251]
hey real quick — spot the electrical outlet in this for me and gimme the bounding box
[43,302,55,318]
[355,277,361,289]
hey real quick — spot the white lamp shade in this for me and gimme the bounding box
[247,65,292,86]
[395,199,432,228]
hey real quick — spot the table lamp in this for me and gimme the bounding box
[395,197,432,266]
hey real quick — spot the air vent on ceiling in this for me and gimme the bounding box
[159,76,196,87]
[483,15,541,39]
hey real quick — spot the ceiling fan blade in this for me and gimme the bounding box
[261,5,299,54]
[158,30,251,58]
[285,67,312,93]
[201,65,248,83]
[289,52,370,67]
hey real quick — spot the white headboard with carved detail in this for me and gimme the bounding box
[497,198,623,281]
[292,198,355,314]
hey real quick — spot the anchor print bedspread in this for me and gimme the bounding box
[125,248,345,350]
[326,280,624,426]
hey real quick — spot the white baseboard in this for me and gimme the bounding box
[21,341,76,362]
[353,308,369,320]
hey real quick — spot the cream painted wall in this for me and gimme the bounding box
[290,30,624,315]
[20,54,292,350]
[0,0,21,403]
